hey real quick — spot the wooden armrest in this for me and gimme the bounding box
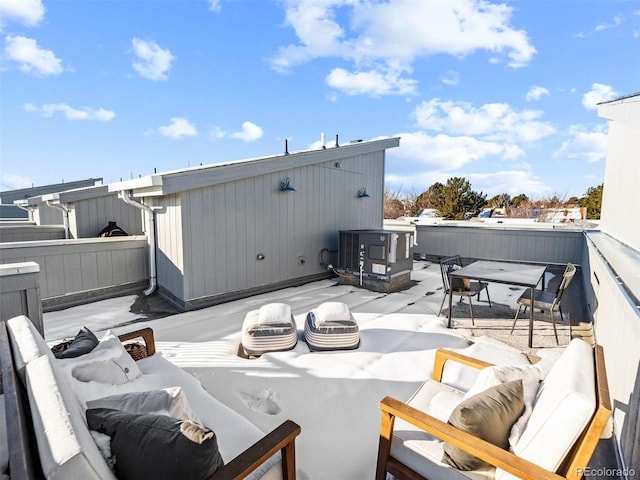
[211,420,301,480]
[379,396,564,480]
[432,348,493,382]
[118,327,156,356]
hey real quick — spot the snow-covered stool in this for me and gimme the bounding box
[304,302,360,351]
[241,303,298,357]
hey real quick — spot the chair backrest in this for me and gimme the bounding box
[553,263,576,308]
[439,255,462,292]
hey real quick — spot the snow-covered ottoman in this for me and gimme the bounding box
[241,303,298,356]
[304,302,360,351]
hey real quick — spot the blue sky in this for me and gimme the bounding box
[1,0,638,199]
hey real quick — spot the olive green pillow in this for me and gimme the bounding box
[442,379,525,470]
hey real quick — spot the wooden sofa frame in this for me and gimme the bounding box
[375,347,612,480]
[1,322,301,480]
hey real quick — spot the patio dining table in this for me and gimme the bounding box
[447,260,547,348]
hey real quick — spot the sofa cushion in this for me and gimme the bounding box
[61,331,142,385]
[390,379,494,480]
[25,355,116,480]
[495,339,596,480]
[6,315,53,381]
[68,353,282,480]
[54,327,99,359]
[86,408,224,480]
[443,380,525,470]
[86,387,201,424]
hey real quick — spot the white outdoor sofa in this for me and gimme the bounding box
[376,338,612,480]
[1,315,300,480]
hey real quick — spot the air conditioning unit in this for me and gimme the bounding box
[337,230,414,292]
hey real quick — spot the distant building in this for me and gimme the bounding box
[0,178,102,220]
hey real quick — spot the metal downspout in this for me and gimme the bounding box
[45,200,70,239]
[118,191,157,296]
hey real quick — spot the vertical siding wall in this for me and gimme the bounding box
[69,195,144,238]
[415,225,585,265]
[0,236,149,305]
[154,193,185,301]
[34,204,63,225]
[585,236,640,471]
[600,121,640,253]
[159,152,384,303]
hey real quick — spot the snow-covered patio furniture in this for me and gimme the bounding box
[375,339,612,480]
[1,315,300,480]
[303,302,360,351]
[241,303,298,357]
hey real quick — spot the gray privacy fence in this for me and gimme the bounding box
[0,236,149,309]
[0,225,66,242]
[414,224,585,266]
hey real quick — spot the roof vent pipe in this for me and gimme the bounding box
[45,200,70,239]
[118,190,157,296]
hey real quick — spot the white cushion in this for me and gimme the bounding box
[86,387,201,424]
[316,302,352,324]
[440,337,532,392]
[495,339,596,480]
[59,331,141,385]
[390,379,494,480]
[6,315,53,381]
[25,355,116,480]
[257,303,292,325]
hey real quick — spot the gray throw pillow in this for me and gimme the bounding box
[86,408,224,480]
[54,326,99,359]
[442,379,525,470]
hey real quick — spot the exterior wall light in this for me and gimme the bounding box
[358,187,370,198]
[280,178,296,192]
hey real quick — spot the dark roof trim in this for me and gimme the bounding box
[109,137,400,197]
[597,91,640,106]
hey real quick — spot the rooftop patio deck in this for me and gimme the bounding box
[41,259,607,479]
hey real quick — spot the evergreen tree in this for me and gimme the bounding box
[429,177,486,220]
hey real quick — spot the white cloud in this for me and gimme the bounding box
[131,38,175,81]
[157,117,198,138]
[229,121,263,142]
[23,103,116,121]
[390,131,523,171]
[208,0,221,13]
[553,126,608,163]
[525,85,550,101]
[595,14,624,32]
[468,170,551,197]
[4,35,62,76]
[440,70,459,86]
[326,68,416,96]
[211,122,264,142]
[413,98,555,142]
[0,0,45,27]
[582,83,618,110]
[0,173,33,191]
[270,0,536,96]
